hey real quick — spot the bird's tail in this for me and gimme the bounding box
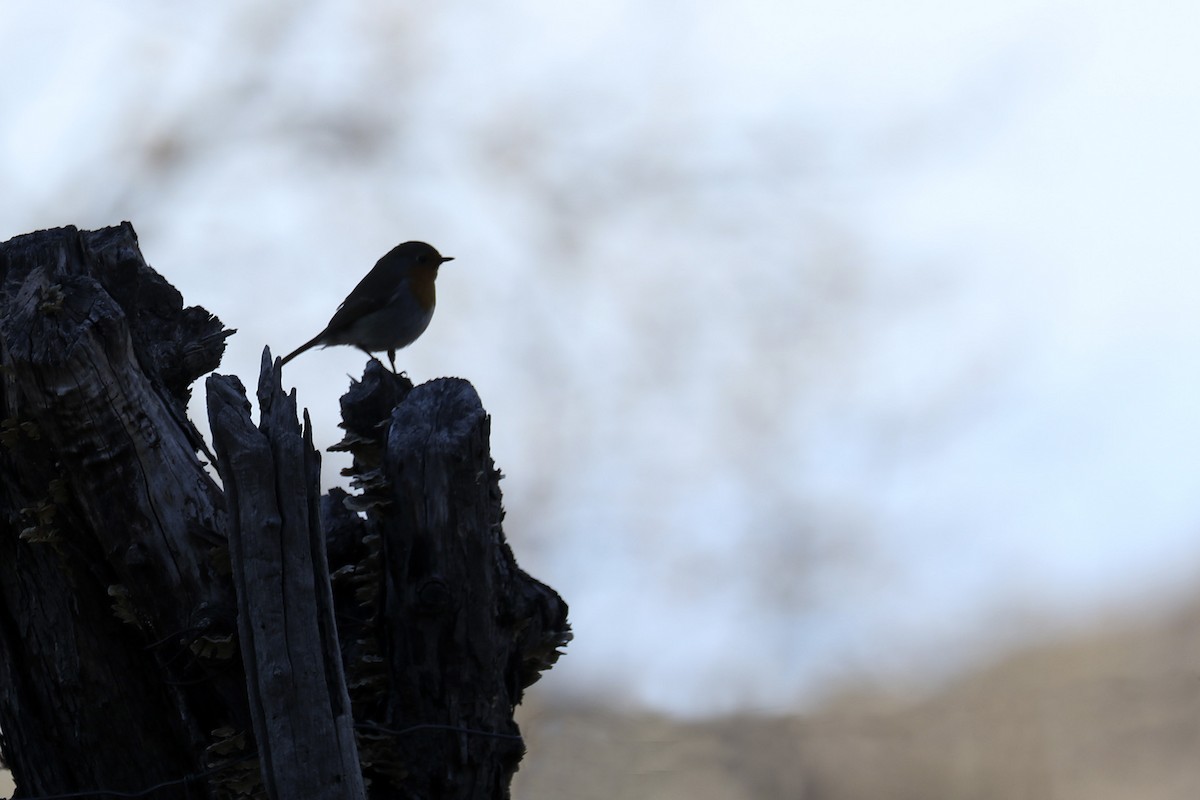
[280,332,325,366]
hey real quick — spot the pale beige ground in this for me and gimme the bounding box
[5,599,1200,799]
[513,599,1200,800]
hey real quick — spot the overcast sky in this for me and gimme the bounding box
[2,0,1199,715]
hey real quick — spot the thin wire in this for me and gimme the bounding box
[355,721,524,742]
[8,752,256,800]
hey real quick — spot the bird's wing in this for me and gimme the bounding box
[324,268,406,334]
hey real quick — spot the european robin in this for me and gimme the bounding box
[280,241,453,372]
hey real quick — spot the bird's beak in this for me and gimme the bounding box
[440,256,454,264]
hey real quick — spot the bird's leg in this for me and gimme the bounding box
[356,346,376,364]
[387,348,397,373]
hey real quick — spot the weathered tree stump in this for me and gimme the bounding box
[0,224,570,800]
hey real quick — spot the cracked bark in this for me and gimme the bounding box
[0,224,570,800]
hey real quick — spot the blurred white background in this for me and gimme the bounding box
[2,0,1199,718]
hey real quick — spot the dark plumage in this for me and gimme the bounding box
[281,241,452,371]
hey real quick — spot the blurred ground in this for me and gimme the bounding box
[3,591,1200,797]
[512,594,1200,800]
